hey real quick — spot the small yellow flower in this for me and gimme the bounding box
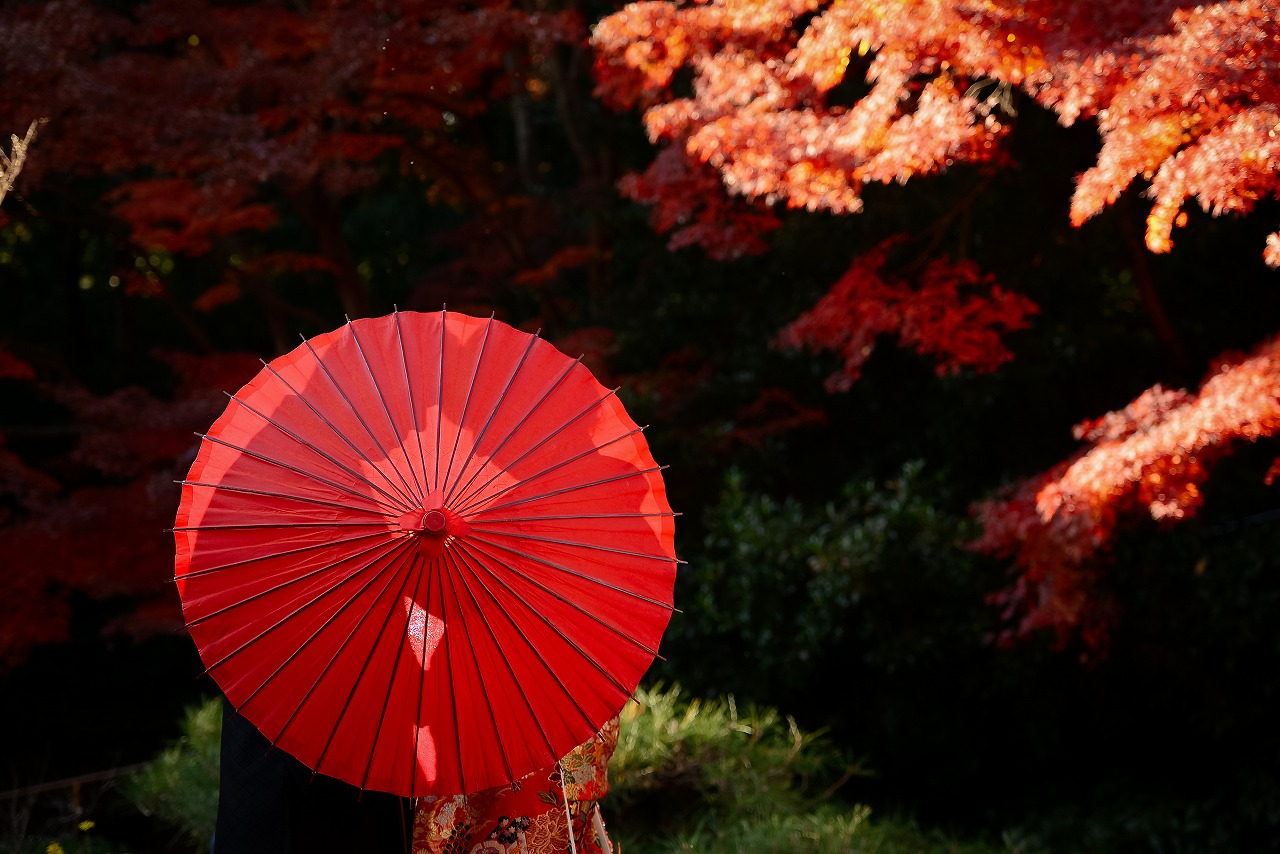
[79,820,96,831]
[46,843,66,854]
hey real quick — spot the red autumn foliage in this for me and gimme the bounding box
[776,236,1038,390]
[0,346,35,381]
[618,144,783,261]
[513,245,600,287]
[0,0,586,320]
[593,0,1280,265]
[0,352,261,671]
[594,0,1280,651]
[725,387,828,449]
[0,0,625,672]
[971,337,1280,653]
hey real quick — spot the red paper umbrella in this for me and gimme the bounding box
[174,310,677,798]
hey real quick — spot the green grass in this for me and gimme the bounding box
[6,687,1013,853]
[607,685,1011,853]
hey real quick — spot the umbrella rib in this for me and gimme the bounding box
[348,551,426,794]
[431,541,470,796]
[179,480,386,518]
[437,551,518,785]
[441,329,540,507]
[448,540,637,701]
[477,512,679,523]
[450,388,621,516]
[440,314,496,495]
[222,390,411,513]
[263,543,417,754]
[175,528,391,582]
[230,537,409,727]
[465,533,676,612]
[300,337,423,507]
[456,427,643,518]
[442,548,563,761]
[261,359,419,510]
[445,354,581,511]
[434,309,445,492]
[455,538,666,659]
[347,318,427,502]
[467,466,666,518]
[195,433,403,517]
[315,551,421,787]
[173,521,387,532]
[198,537,412,674]
[467,528,676,563]
[185,535,405,627]
[403,552,436,797]
[394,309,431,507]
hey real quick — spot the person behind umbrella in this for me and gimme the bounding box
[411,716,619,854]
[213,705,620,854]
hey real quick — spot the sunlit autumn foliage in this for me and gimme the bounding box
[593,0,1280,650]
[618,146,783,260]
[972,336,1280,653]
[592,0,1280,264]
[776,236,1038,390]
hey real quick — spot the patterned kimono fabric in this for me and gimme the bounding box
[411,717,619,854]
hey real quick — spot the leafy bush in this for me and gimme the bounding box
[660,461,995,708]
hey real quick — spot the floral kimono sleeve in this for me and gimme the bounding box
[412,717,619,854]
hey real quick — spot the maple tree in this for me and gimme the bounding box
[0,0,591,339]
[592,0,1280,650]
[973,335,1280,651]
[593,0,1280,264]
[0,353,259,671]
[0,0,611,671]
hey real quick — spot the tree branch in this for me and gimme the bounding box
[0,119,46,207]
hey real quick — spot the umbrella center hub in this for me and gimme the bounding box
[396,505,469,544]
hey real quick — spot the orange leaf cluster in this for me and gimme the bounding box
[592,0,1014,223]
[618,146,782,259]
[593,0,1280,265]
[1056,2,1280,260]
[777,236,1038,390]
[972,335,1280,652]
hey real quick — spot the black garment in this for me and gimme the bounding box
[215,699,413,854]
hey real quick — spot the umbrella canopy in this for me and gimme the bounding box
[174,310,677,798]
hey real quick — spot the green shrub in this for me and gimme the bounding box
[662,461,991,705]
[607,685,1007,854]
[123,697,221,850]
